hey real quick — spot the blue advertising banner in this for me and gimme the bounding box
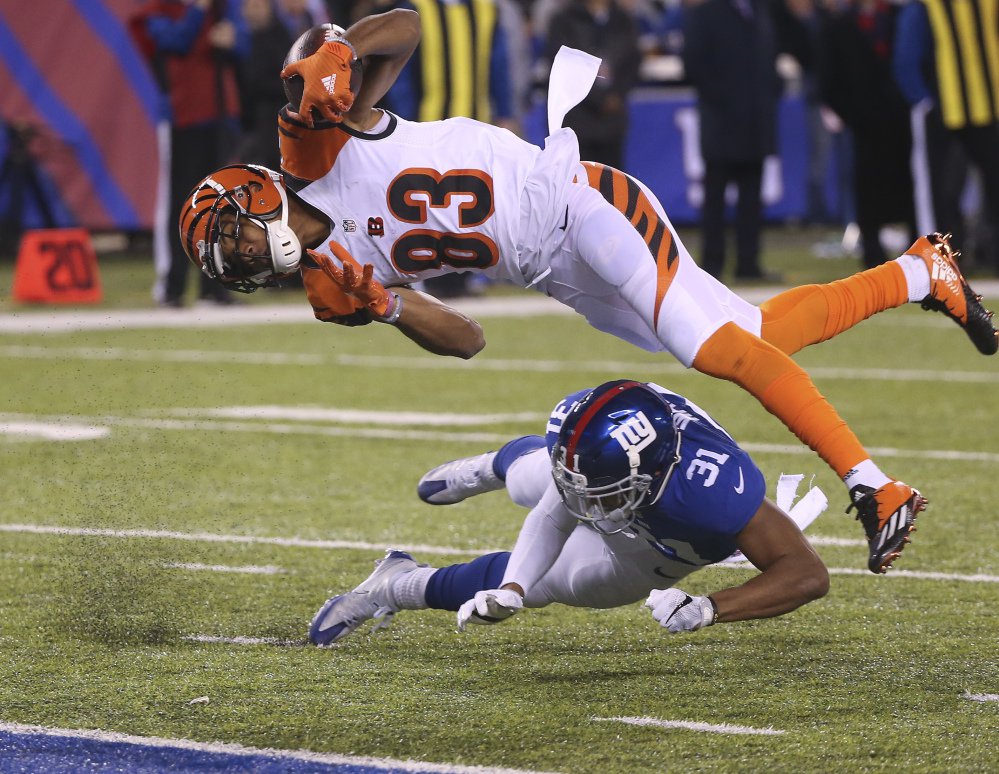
[525,89,846,227]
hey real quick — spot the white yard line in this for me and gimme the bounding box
[0,421,110,441]
[3,523,998,583]
[7,408,999,463]
[963,691,999,703]
[0,297,572,333]
[182,635,299,646]
[3,283,999,333]
[0,523,489,557]
[593,716,785,736]
[0,722,560,774]
[3,411,998,464]
[712,561,999,583]
[163,562,285,575]
[194,406,546,426]
[4,343,999,383]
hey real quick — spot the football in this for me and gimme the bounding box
[282,23,364,124]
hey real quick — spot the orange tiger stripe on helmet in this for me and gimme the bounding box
[178,164,282,271]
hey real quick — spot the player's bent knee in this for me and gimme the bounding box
[692,322,757,380]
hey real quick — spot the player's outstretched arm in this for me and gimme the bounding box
[304,241,483,358]
[710,498,830,623]
[341,9,421,124]
[457,488,576,633]
[392,287,485,359]
[647,498,829,633]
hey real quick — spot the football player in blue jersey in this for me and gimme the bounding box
[309,379,830,646]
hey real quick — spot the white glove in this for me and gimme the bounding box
[456,589,523,632]
[646,588,716,633]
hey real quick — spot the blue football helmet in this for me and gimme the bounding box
[551,380,681,534]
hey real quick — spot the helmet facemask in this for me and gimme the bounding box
[552,459,653,535]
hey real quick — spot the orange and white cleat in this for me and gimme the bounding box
[907,232,998,355]
[848,481,927,574]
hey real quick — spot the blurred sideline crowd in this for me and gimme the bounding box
[128,0,999,306]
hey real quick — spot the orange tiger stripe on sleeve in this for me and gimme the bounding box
[582,161,680,325]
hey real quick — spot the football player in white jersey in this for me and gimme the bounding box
[308,380,831,646]
[179,9,998,574]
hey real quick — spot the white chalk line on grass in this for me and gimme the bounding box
[0,722,559,774]
[593,716,785,736]
[0,296,580,334]
[4,343,999,383]
[183,634,300,647]
[713,561,999,583]
[4,523,999,584]
[0,414,515,445]
[963,691,999,703]
[5,284,998,333]
[196,406,546,426]
[162,562,285,575]
[0,420,110,441]
[0,549,286,576]
[4,411,999,464]
[0,523,487,557]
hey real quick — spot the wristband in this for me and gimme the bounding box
[703,596,718,627]
[378,292,403,324]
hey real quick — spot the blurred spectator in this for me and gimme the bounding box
[277,0,328,36]
[131,0,249,307]
[238,0,293,171]
[775,0,837,226]
[634,0,687,57]
[497,0,535,123]
[893,0,999,275]
[544,0,642,170]
[817,0,914,268]
[530,0,565,43]
[683,0,783,281]
[323,0,358,25]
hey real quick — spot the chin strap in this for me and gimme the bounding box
[267,179,302,274]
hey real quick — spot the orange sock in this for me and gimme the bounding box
[759,262,909,355]
[693,323,867,478]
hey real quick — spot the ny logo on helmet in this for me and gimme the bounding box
[609,411,657,467]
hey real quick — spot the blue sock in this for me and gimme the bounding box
[425,552,510,611]
[493,435,546,481]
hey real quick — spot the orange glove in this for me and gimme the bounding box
[301,249,369,325]
[281,40,356,127]
[310,240,394,317]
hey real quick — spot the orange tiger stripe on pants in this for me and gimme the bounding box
[583,162,680,326]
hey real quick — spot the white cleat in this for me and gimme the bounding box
[308,550,419,646]
[417,451,503,505]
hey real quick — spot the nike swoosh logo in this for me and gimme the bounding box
[734,468,745,494]
[652,567,678,580]
[558,205,569,230]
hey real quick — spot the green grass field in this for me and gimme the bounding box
[1,233,997,772]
